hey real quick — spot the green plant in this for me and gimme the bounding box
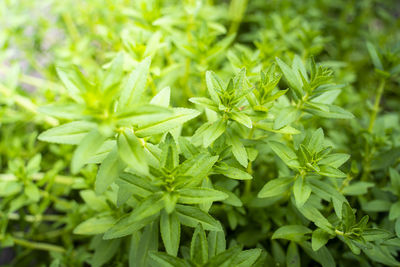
[1,0,400,266]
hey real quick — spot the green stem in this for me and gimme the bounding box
[361,78,386,181]
[12,237,65,253]
[367,79,386,133]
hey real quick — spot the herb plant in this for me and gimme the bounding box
[1,0,400,266]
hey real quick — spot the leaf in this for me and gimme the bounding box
[268,141,299,168]
[214,164,252,180]
[149,252,187,267]
[276,57,302,97]
[298,203,333,233]
[119,57,151,109]
[71,129,105,174]
[102,52,124,92]
[91,238,121,267]
[178,153,219,180]
[177,188,228,204]
[208,231,226,258]
[118,128,149,174]
[190,224,208,265]
[103,215,154,240]
[38,121,96,145]
[274,106,299,130]
[135,108,200,137]
[189,97,219,111]
[286,242,300,267]
[341,182,374,196]
[56,66,87,103]
[272,225,312,242]
[73,215,115,235]
[129,193,165,222]
[95,145,121,194]
[160,133,179,171]
[203,119,227,147]
[307,128,324,154]
[293,177,311,207]
[389,202,400,220]
[150,86,170,107]
[230,111,252,128]
[366,42,383,70]
[117,172,158,198]
[258,177,294,198]
[160,211,180,256]
[233,248,262,267]
[228,134,248,167]
[319,153,350,168]
[299,241,335,267]
[318,165,346,178]
[311,229,330,251]
[175,205,222,231]
[206,71,223,104]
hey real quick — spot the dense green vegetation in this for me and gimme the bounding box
[1,0,400,266]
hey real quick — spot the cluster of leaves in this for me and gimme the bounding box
[1,0,400,266]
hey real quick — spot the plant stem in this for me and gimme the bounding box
[12,237,65,253]
[361,78,386,181]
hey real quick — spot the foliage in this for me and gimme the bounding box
[1,0,400,266]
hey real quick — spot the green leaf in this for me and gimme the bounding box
[228,134,248,167]
[286,242,300,267]
[307,128,324,154]
[233,248,262,267]
[206,71,223,104]
[56,66,87,103]
[311,229,330,251]
[341,182,374,196]
[129,193,165,222]
[191,224,208,265]
[117,172,158,198]
[203,119,227,147]
[102,52,124,92]
[272,225,312,242]
[160,133,179,171]
[150,86,170,107]
[73,214,115,235]
[104,215,155,240]
[319,153,350,168]
[177,188,228,204]
[389,202,400,220]
[95,145,122,194]
[71,129,105,174]
[175,205,222,231]
[214,163,252,180]
[268,141,299,168]
[230,111,252,128]
[189,97,219,111]
[178,153,219,180]
[366,42,383,71]
[119,57,151,109]
[149,252,187,267]
[208,231,226,258]
[293,177,311,207]
[38,121,96,145]
[160,211,180,256]
[299,241,335,267]
[298,203,333,233]
[276,57,302,97]
[135,108,200,137]
[274,106,299,130]
[117,128,148,174]
[258,177,294,198]
[318,165,346,178]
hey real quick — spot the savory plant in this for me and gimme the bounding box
[1,0,400,266]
